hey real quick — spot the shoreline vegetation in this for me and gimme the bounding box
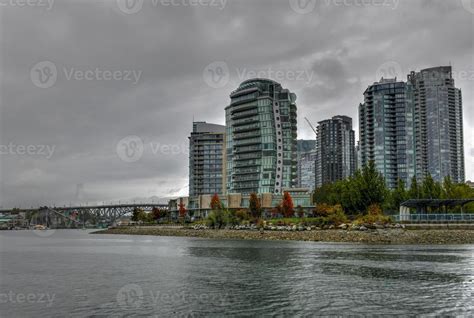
[116,163,474,245]
[94,226,474,245]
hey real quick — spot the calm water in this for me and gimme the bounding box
[0,230,473,317]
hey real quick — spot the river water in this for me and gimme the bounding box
[0,230,473,317]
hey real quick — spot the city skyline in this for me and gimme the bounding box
[1,0,473,208]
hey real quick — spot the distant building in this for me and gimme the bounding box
[467,181,474,189]
[359,66,465,189]
[359,78,415,189]
[225,79,298,195]
[297,140,316,191]
[407,66,464,183]
[315,116,356,187]
[189,122,226,196]
[169,189,314,219]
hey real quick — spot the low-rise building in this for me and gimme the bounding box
[169,189,314,219]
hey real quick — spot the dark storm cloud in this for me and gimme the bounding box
[0,0,473,207]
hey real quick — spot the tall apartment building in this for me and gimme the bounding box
[359,79,416,189]
[359,66,465,189]
[407,66,464,183]
[315,115,356,187]
[225,79,298,194]
[297,140,317,191]
[188,122,226,196]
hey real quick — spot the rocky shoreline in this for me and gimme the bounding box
[94,226,474,244]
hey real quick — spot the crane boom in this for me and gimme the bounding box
[304,117,317,135]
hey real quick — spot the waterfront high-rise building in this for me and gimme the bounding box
[315,115,356,187]
[359,79,416,189]
[407,66,464,183]
[297,140,316,191]
[225,79,298,194]
[188,122,226,196]
[359,66,465,189]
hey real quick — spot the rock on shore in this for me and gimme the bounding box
[94,227,474,245]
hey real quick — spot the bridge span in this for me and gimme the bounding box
[0,203,169,227]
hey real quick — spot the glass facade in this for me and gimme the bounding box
[359,79,415,189]
[315,116,356,187]
[297,140,316,191]
[407,66,465,183]
[226,79,298,194]
[189,122,226,196]
[359,66,465,189]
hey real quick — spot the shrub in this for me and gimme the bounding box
[235,209,250,222]
[206,209,234,229]
[355,204,392,225]
[313,203,333,217]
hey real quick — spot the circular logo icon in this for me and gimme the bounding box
[117,0,144,14]
[32,228,56,238]
[116,136,144,163]
[375,61,403,82]
[203,61,230,89]
[30,61,57,89]
[289,0,317,14]
[116,284,144,309]
[461,0,474,14]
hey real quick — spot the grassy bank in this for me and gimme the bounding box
[93,226,474,244]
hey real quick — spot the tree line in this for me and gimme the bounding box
[314,161,474,214]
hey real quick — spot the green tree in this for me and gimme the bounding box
[131,208,142,222]
[442,175,455,199]
[249,193,262,219]
[409,176,420,199]
[421,173,442,199]
[352,161,387,214]
[391,178,409,210]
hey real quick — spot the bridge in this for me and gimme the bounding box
[0,203,169,228]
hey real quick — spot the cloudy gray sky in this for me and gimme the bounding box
[0,0,473,208]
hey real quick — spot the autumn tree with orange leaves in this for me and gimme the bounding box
[210,193,222,210]
[178,201,187,219]
[281,191,294,218]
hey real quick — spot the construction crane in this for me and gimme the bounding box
[304,117,317,136]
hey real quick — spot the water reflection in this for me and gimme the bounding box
[0,231,473,316]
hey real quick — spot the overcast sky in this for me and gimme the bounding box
[0,0,473,208]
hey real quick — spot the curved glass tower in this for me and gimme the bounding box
[225,79,297,194]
